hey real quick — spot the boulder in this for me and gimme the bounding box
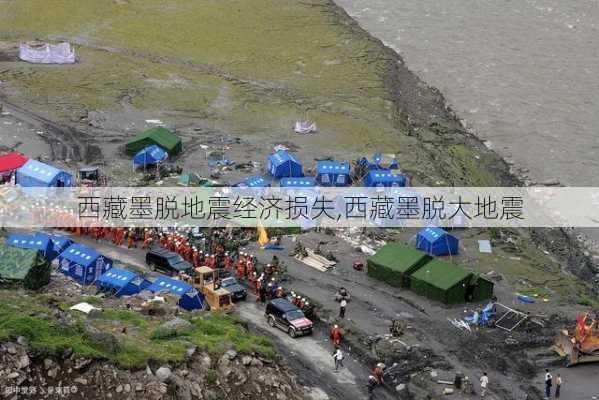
[17,355,30,369]
[159,317,193,336]
[156,366,173,383]
[84,325,119,355]
[241,356,252,366]
[224,349,237,360]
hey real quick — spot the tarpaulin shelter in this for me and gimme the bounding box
[125,127,182,156]
[0,243,51,289]
[0,152,28,182]
[364,170,406,188]
[233,175,270,188]
[6,233,57,262]
[416,226,459,256]
[315,161,350,187]
[19,42,76,64]
[280,177,316,188]
[147,276,204,311]
[96,268,151,297]
[409,259,472,304]
[267,150,303,179]
[57,243,113,285]
[16,159,72,189]
[133,145,168,168]
[367,243,432,288]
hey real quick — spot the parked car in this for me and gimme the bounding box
[220,277,247,301]
[265,298,313,338]
[145,249,192,276]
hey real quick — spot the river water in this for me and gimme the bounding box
[335,0,599,186]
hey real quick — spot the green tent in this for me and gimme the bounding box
[0,244,51,290]
[410,259,472,304]
[468,274,494,302]
[125,127,182,156]
[367,243,432,287]
[178,173,220,187]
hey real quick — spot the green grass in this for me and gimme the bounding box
[0,289,273,369]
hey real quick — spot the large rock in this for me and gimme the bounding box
[159,317,193,336]
[156,366,173,383]
[84,325,120,355]
[224,349,237,360]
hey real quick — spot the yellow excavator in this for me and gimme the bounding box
[181,266,233,313]
[553,313,599,366]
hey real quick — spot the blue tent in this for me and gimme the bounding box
[96,268,151,297]
[267,150,303,179]
[42,234,73,255]
[233,175,270,188]
[364,170,406,187]
[416,226,459,256]
[133,145,168,168]
[57,243,113,285]
[147,276,204,311]
[280,177,316,188]
[6,233,57,261]
[315,161,350,187]
[16,159,72,189]
[359,153,400,171]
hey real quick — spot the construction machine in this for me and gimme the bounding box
[553,313,599,366]
[183,266,233,313]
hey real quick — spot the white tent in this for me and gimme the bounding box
[19,42,76,64]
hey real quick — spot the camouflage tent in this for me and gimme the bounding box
[0,243,51,289]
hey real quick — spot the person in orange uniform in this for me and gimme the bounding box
[330,325,343,347]
[246,260,254,283]
[142,229,153,250]
[127,229,137,248]
[236,257,245,280]
[223,252,231,271]
[192,248,200,269]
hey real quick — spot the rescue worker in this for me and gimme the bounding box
[236,257,245,280]
[246,259,254,281]
[373,363,385,386]
[127,229,137,248]
[142,229,153,249]
[192,248,200,268]
[330,325,343,347]
[223,252,231,270]
[275,286,284,298]
[259,278,267,303]
[299,297,306,310]
[291,294,298,305]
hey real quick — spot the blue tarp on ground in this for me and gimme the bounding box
[233,175,270,188]
[364,170,406,187]
[133,145,168,168]
[267,150,303,179]
[315,161,350,187]
[57,243,113,285]
[147,276,204,311]
[96,268,151,297]
[16,159,72,188]
[6,233,57,261]
[280,177,316,188]
[416,226,459,256]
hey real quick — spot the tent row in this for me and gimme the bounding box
[367,242,493,304]
[4,232,204,311]
[235,150,405,189]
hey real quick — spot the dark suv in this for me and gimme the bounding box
[220,277,247,301]
[145,249,192,276]
[265,298,313,338]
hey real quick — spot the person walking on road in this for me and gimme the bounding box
[480,372,488,398]
[544,369,552,399]
[555,374,562,398]
[332,347,344,371]
[339,299,347,319]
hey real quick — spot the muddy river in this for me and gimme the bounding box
[334,0,599,186]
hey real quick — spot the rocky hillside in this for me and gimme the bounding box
[0,339,304,400]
